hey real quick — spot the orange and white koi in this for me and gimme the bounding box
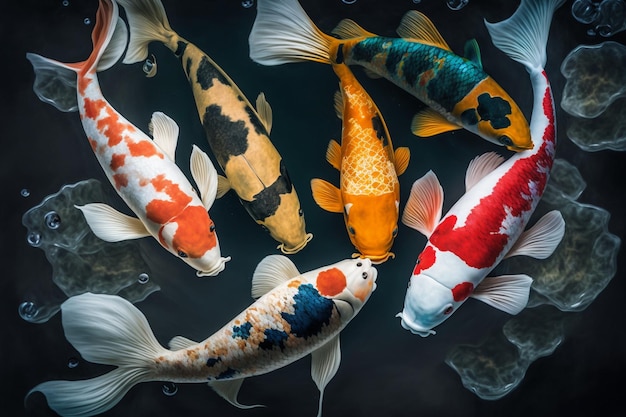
[311,63,410,264]
[248,0,533,152]
[26,0,230,276]
[27,256,377,417]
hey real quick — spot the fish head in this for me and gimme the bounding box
[343,194,399,264]
[160,206,230,277]
[396,272,464,337]
[260,189,312,254]
[312,258,378,322]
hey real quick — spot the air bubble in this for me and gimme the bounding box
[27,232,42,247]
[68,357,79,368]
[342,0,357,4]
[241,0,254,8]
[18,301,38,320]
[447,0,469,10]
[45,211,61,229]
[62,0,69,6]
[84,18,91,25]
[571,0,600,24]
[138,273,150,284]
[20,188,30,197]
[143,54,157,78]
[162,382,178,396]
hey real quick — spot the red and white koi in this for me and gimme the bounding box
[396,0,566,337]
[26,0,230,276]
[27,256,377,417]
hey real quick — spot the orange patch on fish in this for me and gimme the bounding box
[97,108,124,147]
[353,279,373,303]
[288,279,302,288]
[110,153,125,170]
[113,173,128,189]
[316,268,347,297]
[171,205,217,257]
[127,139,163,159]
[83,97,106,120]
[146,175,192,223]
[88,137,97,152]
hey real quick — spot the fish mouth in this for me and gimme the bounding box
[353,252,395,264]
[277,233,313,254]
[395,312,436,337]
[196,256,231,277]
[508,143,533,152]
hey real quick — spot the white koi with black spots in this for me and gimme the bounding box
[27,256,377,417]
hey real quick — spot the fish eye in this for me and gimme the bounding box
[348,226,355,235]
[210,224,216,232]
[178,250,188,258]
[298,208,303,217]
[498,135,513,146]
[392,227,398,237]
[362,272,368,279]
[444,306,453,315]
[407,280,411,288]
[356,261,362,267]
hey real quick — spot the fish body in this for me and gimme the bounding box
[117,0,313,254]
[27,255,377,417]
[311,63,410,263]
[26,0,229,276]
[248,0,532,151]
[396,0,567,337]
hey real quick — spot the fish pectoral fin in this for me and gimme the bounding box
[251,255,301,299]
[216,175,231,198]
[190,145,219,210]
[311,335,342,417]
[471,274,533,315]
[363,68,383,79]
[401,171,443,238]
[411,109,462,137]
[208,379,264,410]
[394,147,411,176]
[97,17,128,71]
[396,11,451,51]
[326,139,342,170]
[331,18,378,39]
[464,151,505,191]
[75,203,150,242]
[464,39,483,69]
[256,92,273,134]
[311,179,343,213]
[505,210,565,259]
[168,336,199,350]
[149,112,179,161]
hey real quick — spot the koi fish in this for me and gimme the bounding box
[311,63,410,264]
[116,0,313,254]
[396,0,566,337]
[27,255,377,417]
[248,0,532,152]
[25,0,230,276]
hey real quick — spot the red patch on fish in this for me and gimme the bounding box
[113,173,128,189]
[317,268,347,297]
[97,108,124,147]
[145,175,193,224]
[452,282,474,302]
[110,153,125,170]
[127,140,163,159]
[83,97,106,121]
[413,245,436,275]
[170,205,217,257]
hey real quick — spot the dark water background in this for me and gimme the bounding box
[3,0,626,416]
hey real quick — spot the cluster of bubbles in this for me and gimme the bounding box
[571,0,626,37]
[446,159,621,400]
[19,179,159,323]
[560,41,626,151]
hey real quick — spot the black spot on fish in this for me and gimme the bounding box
[206,357,221,367]
[216,368,238,380]
[280,283,335,339]
[336,43,344,64]
[245,105,269,137]
[174,41,187,58]
[476,93,512,129]
[240,159,293,221]
[196,55,230,90]
[384,47,407,81]
[461,108,479,126]
[202,104,249,167]
[259,328,288,351]
[371,114,387,142]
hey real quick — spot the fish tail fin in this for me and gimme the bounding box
[25,0,127,111]
[484,0,565,71]
[116,0,180,63]
[249,0,335,65]
[26,293,169,416]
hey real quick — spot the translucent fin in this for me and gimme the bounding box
[331,18,378,39]
[149,111,179,161]
[311,179,343,213]
[401,171,443,238]
[364,68,383,79]
[168,336,199,350]
[396,11,451,50]
[326,139,342,170]
[464,152,505,191]
[333,90,344,120]
[251,254,301,299]
[208,379,264,409]
[75,203,150,242]
[463,39,482,69]
[311,335,341,417]
[190,145,219,210]
[256,92,273,134]
[411,109,462,137]
[471,274,533,314]
[25,53,79,112]
[97,17,128,71]
[394,147,411,176]
[505,210,565,259]
[216,175,231,199]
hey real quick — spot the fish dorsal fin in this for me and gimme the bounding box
[75,203,150,241]
[98,17,128,71]
[465,152,505,191]
[190,145,219,210]
[311,179,343,213]
[149,112,179,161]
[471,274,533,314]
[411,109,462,137]
[251,255,301,299]
[256,92,273,134]
[311,335,341,417]
[505,210,565,259]
[333,90,343,120]
[463,39,483,68]
[397,11,451,51]
[208,379,263,410]
[326,139,342,170]
[401,170,443,238]
[216,175,231,199]
[331,18,378,39]
[394,147,411,176]
[168,336,199,350]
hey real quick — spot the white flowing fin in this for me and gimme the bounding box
[465,152,505,191]
[208,379,264,409]
[401,171,443,238]
[397,11,451,50]
[471,274,533,314]
[311,335,342,417]
[190,145,219,210]
[149,111,179,161]
[505,210,565,259]
[168,336,200,350]
[256,92,273,134]
[251,254,301,299]
[97,17,128,71]
[216,175,231,198]
[75,203,150,242]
